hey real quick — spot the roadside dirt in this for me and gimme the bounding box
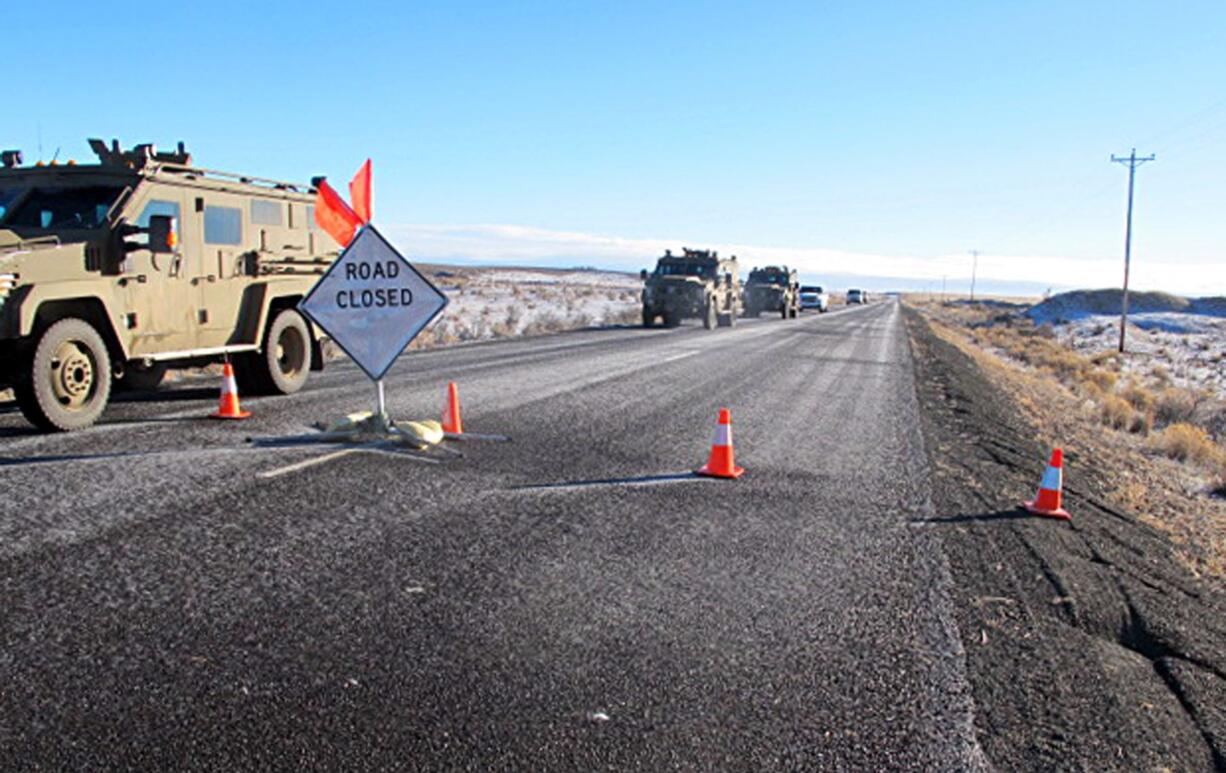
[906,308,1226,771]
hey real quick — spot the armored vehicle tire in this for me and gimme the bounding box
[17,318,113,431]
[642,309,655,328]
[663,313,681,328]
[240,309,312,395]
[117,362,167,392]
[703,302,718,330]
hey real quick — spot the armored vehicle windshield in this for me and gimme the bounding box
[748,269,787,285]
[655,261,715,278]
[0,185,126,230]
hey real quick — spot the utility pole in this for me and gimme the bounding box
[1110,148,1155,353]
[969,250,979,302]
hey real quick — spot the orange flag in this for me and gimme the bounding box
[314,179,363,246]
[349,159,373,224]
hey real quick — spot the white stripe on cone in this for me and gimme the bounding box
[1039,465,1061,492]
[711,423,732,447]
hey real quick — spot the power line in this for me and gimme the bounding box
[1110,148,1155,354]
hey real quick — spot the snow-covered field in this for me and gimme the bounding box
[1054,313,1226,398]
[409,265,641,348]
[1026,290,1226,399]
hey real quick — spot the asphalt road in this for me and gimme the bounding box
[0,301,992,770]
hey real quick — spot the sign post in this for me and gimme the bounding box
[299,223,448,442]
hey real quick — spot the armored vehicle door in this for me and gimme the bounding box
[182,192,254,348]
[120,191,198,354]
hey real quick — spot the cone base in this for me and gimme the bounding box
[1023,500,1071,520]
[211,410,252,420]
[696,464,745,479]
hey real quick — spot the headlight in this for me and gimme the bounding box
[0,274,16,309]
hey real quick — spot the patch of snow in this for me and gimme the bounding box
[1055,312,1226,398]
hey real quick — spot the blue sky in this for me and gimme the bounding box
[6,1,1224,294]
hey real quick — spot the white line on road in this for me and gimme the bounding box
[258,448,361,479]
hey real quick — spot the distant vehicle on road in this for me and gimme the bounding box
[640,248,741,329]
[743,265,800,319]
[0,138,336,430]
[847,289,867,305]
[799,285,829,312]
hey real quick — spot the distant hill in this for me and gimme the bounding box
[1026,289,1226,324]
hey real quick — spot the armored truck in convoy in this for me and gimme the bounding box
[0,139,338,430]
[743,265,800,319]
[640,248,741,329]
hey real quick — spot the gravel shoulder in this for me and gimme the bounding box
[905,307,1226,770]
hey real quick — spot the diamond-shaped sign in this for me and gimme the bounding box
[299,225,448,381]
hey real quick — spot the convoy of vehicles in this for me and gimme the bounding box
[0,139,337,430]
[742,265,800,319]
[639,250,862,329]
[799,285,829,312]
[640,248,742,329]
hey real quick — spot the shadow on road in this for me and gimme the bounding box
[112,387,217,404]
[509,472,708,491]
[0,449,154,468]
[910,508,1032,525]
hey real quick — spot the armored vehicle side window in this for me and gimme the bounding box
[1,186,123,229]
[204,205,242,245]
[251,199,282,226]
[137,200,181,237]
[0,187,26,221]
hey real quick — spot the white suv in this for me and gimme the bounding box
[799,285,829,312]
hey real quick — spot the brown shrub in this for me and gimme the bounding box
[1085,368,1118,393]
[1154,388,1198,427]
[1100,395,1135,431]
[1120,381,1156,413]
[1150,423,1218,463]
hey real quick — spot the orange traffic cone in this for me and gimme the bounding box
[441,381,463,435]
[696,407,745,479]
[210,361,251,420]
[1024,448,1070,520]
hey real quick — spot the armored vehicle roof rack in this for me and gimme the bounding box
[89,138,192,168]
[83,138,308,193]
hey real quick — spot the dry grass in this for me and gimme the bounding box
[912,299,1226,582]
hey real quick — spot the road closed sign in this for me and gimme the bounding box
[299,225,448,381]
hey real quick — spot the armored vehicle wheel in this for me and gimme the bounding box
[17,318,113,431]
[241,309,311,395]
[117,362,167,392]
[642,309,655,328]
[663,313,681,328]
[703,302,718,330]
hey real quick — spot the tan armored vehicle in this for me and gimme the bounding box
[640,248,741,329]
[743,265,800,319]
[0,139,338,430]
